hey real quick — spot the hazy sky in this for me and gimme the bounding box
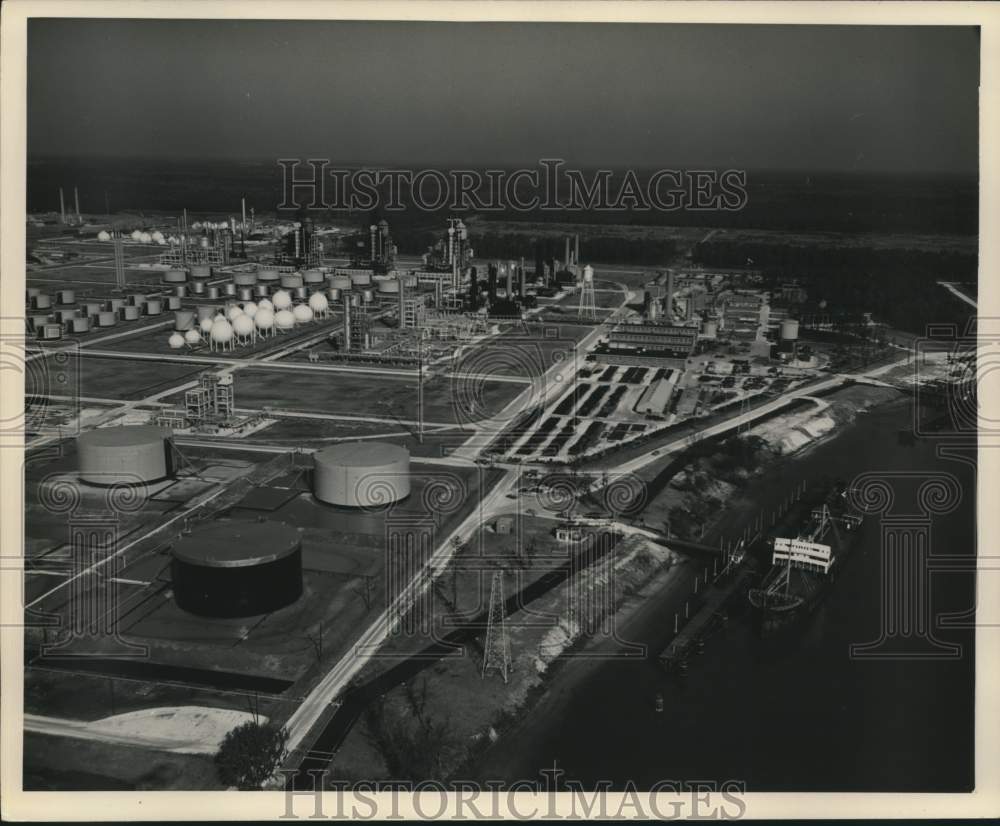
[27,20,979,173]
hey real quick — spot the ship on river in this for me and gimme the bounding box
[748,485,863,634]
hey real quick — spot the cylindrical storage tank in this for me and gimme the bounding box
[174,284,188,298]
[184,328,201,345]
[190,264,212,280]
[238,286,254,302]
[780,319,800,341]
[77,425,172,486]
[168,332,185,349]
[350,272,372,287]
[26,287,40,300]
[207,286,220,299]
[196,305,217,322]
[107,298,125,312]
[97,311,117,328]
[254,284,270,298]
[69,317,91,334]
[129,293,147,307]
[191,280,206,296]
[312,442,410,508]
[38,323,63,340]
[163,268,188,283]
[234,271,258,287]
[701,320,718,339]
[27,313,52,333]
[32,294,52,310]
[378,278,401,294]
[349,293,361,307]
[223,282,237,297]
[256,267,280,283]
[57,289,76,305]
[166,296,182,310]
[361,288,374,304]
[330,275,352,290]
[327,287,342,303]
[274,309,296,330]
[403,274,418,288]
[174,310,195,331]
[121,305,141,321]
[303,269,324,285]
[170,520,303,617]
[53,308,78,324]
[84,302,103,316]
[293,286,308,302]
[144,299,163,316]
[280,273,303,289]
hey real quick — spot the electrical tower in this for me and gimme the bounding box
[482,570,512,683]
[577,264,597,320]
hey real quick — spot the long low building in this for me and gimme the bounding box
[635,373,678,415]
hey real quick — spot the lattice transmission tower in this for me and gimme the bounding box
[482,570,512,682]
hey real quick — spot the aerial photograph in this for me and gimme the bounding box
[13,13,982,808]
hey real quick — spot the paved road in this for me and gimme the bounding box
[938,280,978,310]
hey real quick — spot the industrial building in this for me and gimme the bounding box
[76,425,173,486]
[170,520,303,617]
[313,442,411,508]
[599,322,699,368]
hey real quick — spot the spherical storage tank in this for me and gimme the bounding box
[168,332,185,349]
[77,425,172,486]
[308,292,329,315]
[254,308,275,332]
[184,328,202,345]
[313,442,410,508]
[232,314,255,339]
[170,520,302,617]
[274,309,296,330]
[272,289,292,310]
[292,304,313,324]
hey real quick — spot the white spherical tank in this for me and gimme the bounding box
[227,304,244,321]
[308,292,329,314]
[255,308,275,331]
[168,332,185,349]
[258,298,274,311]
[232,314,255,338]
[77,425,172,486]
[184,328,202,345]
[272,290,292,310]
[242,301,258,318]
[292,304,313,324]
[313,442,411,508]
[275,309,296,330]
[199,318,214,334]
[210,318,234,343]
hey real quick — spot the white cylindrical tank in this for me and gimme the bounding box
[292,304,313,324]
[780,319,800,341]
[196,305,216,322]
[77,425,171,485]
[350,272,372,287]
[234,271,258,287]
[174,310,195,331]
[330,275,352,290]
[184,328,202,345]
[313,442,411,508]
[190,264,212,280]
[164,268,188,283]
[272,290,292,310]
[582,264,594,282]
[377,278,401,294]
[275,309,296,330]
[257,266,280,283]
[280,273,304,289]
[168,332,185,349]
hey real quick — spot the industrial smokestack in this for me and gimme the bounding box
[574,234,580,266]
[487,263,497,300]
[505,262,513,297]
[74,187,81,222]
[241,197,247,230]
[666,269,675,321]
[343,295,352,352]
[399,280,406,327]
[564,237,570,269]
[59,188,65,223]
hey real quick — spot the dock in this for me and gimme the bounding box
[659,563,755,668]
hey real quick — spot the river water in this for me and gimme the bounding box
[472,397,976,791]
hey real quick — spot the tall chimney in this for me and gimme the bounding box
[370,225,377,262]
[505,263,513,297]
[574,234,580,266]
[59,188,65,223]
[74,187,81,222]
[343,295,352,352]
[398,280,406,328]
[666,269,675,321]
[564,237,570,269]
